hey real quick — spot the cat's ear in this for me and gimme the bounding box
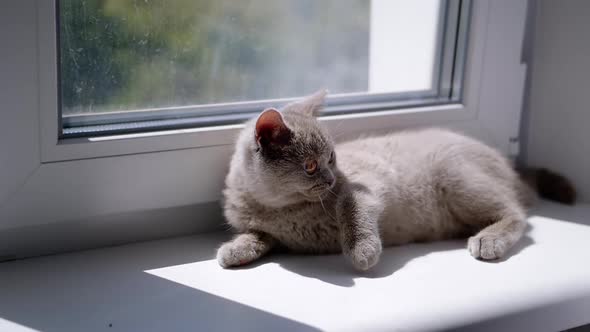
[283,89,328,117]
[255,108,292,148]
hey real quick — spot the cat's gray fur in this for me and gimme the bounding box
[217,90,554,270]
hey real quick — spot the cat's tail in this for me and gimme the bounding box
[517,167,577,205]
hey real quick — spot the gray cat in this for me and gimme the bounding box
[218,90,575,271]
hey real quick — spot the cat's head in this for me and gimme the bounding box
[249,90,337,205]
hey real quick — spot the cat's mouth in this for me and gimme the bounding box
[306,183,336,199]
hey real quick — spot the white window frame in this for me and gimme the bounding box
[0,0,529,258]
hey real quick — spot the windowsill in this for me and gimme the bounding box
[2,200,589,332]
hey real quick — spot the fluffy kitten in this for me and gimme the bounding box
[218,90,574,270]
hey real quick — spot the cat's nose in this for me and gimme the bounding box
[325,175,336,188]
[322,170,335,188]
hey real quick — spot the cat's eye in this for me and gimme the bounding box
[329,151,335,164]
[304,160,318,175]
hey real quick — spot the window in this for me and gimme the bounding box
[3,1,529,258]
[58,0,470,137]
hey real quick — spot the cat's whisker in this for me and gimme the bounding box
[326,188,338,197]
[331,131,349,142]
[330,120,345,134]
[318,195,337,222]
[326,121,346,143]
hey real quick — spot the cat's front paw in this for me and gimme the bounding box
[468,234,508,260]
[345,235,382,271]
[217,241,257,268]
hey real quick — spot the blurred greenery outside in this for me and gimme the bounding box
[59,0,370,115]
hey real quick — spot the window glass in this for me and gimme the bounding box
[58,0,468,136]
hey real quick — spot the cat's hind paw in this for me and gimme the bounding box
[468,234,509,260]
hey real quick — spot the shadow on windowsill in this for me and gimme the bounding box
[0,233,320,332]
[236,229,535,288]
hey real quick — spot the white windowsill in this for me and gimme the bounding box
[1,200,589,332]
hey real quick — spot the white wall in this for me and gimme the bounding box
[526,0,590,203]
